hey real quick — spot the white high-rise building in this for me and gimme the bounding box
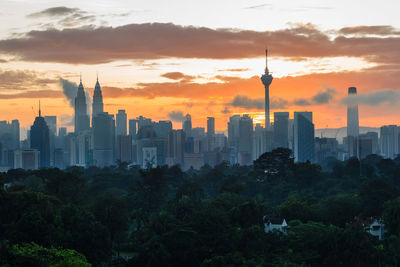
[347,87,359,137]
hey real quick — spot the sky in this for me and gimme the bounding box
[1,0,400,133]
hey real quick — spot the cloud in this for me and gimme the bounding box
[27,6,96,28]
[217,68,250,72]
[168,110,185,122]
[0,68,56,90]
[293,98,311,106]
[59,78,92,114]
[27,7,81,18]
[311,87,337,104]
[245,4,272,10]
[229,95,289,110]
[231,95,263,109]
[1,22,400,64]
[341,89,400,106]
[59,114,74,127]
[161,72,194,81]
[0,90,62,99]
[338,25,400,36]
[270,96,290,109]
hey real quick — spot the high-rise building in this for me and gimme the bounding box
[261,49,273,129]
[228,115,241,163]
[92,112,115,167]
[116,110,127,136]
[166,129,185,167]
[207,117,215,137]
[14,149,40,170]
[315,137,338,163]
[44,116,57,136]
[129,119,137,138]
[30,104,50,168]
[347,87,359,137]
[92,75,104,121]
[273,112,289,149]
[44,116,57,166]
[294,112,315,162]
[347,87,359,158]
[117,135,132,163]
[154,120,172,138]
[183,114,192,137]
[380,125,399,159]
[253,124,267,160]
[11,120,20,150]
[74,77,90,133]
[238,114,253,165]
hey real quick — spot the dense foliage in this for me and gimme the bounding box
[2,148,400,266]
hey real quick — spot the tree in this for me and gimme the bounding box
[383,197,400,235]
[359,179,400,216]
[93,194,129,255]
[0,241,91,267]
[318,194,361,227]
[254,148,294,179]
[278,195,316,222]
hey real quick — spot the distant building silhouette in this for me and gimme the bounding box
[273,112,289,149]
[92,75,104,121]
[238,114,253,165]
[380,125,399,159]
[294,111,315,162]
[30,103,50,168]
[92,112,115,167]
[183,114,192,137]
[116,109,127,136]
[347,87,359,138]
[74,77,90,133]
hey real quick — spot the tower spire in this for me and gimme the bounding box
[39,100,41,117]
[96,71,98,82]
[80,72,82,83]
[265,48,269,74]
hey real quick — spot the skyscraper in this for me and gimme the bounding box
[261,49,273,129]
[347,87,359,137]
[238,114,253,165]
[116,110,127,136]
[30,104,50,167]
[92,112,115,167]
[44,116,57,166]
[92,75,104,121]
[273,112,289,149]
[380,125,399,159]
[11,120,20,150]
[207,117,215,137]
[74,77,90,133]
[183,114,192,137]
[294,112,315,162]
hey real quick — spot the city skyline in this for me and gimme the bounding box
[2,1,400,131]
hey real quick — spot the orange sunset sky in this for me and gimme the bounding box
[1,0,400,134]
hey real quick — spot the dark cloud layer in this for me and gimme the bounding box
[341,89,400,106]
[1,22,400,64]
[168,110,185,122]
[311,88,337,104]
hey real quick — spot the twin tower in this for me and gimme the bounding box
[74,75,104,133]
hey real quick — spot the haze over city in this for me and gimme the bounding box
[1,0,400,131]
